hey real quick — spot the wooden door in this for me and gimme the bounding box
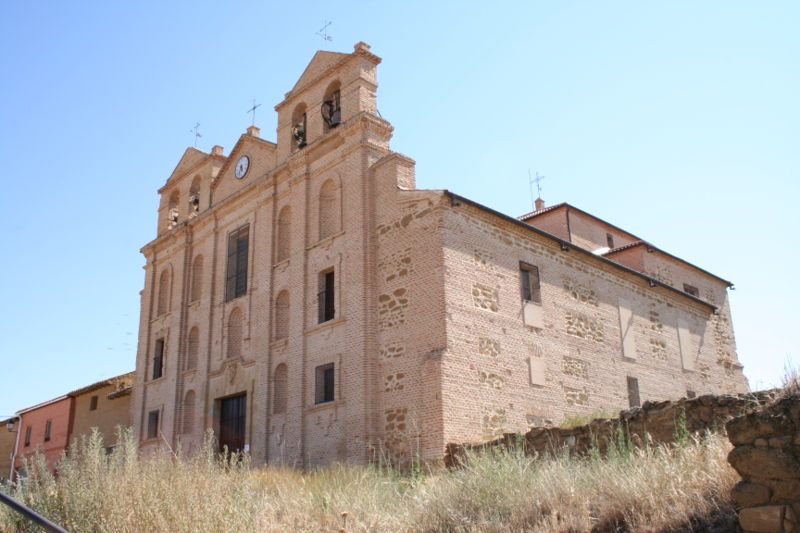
[219,394,246,453]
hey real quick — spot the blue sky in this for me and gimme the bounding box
[0,1,798,416]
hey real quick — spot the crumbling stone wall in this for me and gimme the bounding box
[445,391,774,467]
[727,395,800,533]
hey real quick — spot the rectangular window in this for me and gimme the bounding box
[152,339,164,380]
[318,270,336,323]
[606,232,615,249]
[683,283,699,297]
[520,263,541,304]
[687,390,696,399]
[44,420,52,442]
[89,395,98,411]
[225,225,250,301]
[24,425,31,447]
[627,376,641,408]
[147,410,160,440]
[315,363,335,404]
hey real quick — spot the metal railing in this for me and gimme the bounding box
[0,490,68,532]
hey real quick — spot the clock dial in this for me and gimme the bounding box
[234,155,250,179]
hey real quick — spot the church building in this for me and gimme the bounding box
[131,42,747,467]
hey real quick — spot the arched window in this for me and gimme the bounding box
[322,80,342,133]
[167,190,180,229]
[182,390,195,434]
[189,176,201,217]
[273,364,287,414]
[291,103,307,150]
[157,268,171,316]
[186,326,199,371]
[276,206,291,262]
[318,178,340,240]
[275,291,290,340]
[190,255,203,303]
[227,308,242,359]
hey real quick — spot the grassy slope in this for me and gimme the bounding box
[0,429,738,532]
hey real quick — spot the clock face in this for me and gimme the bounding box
[234,155,250,179]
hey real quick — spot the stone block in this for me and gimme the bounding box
[764,479,800,503]
[739,505,785,533]
[728,446,800,480]
[732,481,772,507]
[728,414,790,446]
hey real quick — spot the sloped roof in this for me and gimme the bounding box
[210,133,276,190]
[291,50,349,94]
[446,191,718,312]
[604,241,733,287]
[67,372,135,398]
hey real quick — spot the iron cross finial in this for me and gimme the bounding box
[190,122,202,147]
[246,99,262,127]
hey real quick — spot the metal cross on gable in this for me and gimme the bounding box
[532,171,545,197]
[190,122,202,147]
[316,20,333,42]
[246,99,262,127]
[528,169,545,209]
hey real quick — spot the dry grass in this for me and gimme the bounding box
[0,429,738,532]
[559,410,618,430]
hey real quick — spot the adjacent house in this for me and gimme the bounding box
[0,417,18,481]
[68,372,134,452]
[10,371,134,478]
[13,396,73,476]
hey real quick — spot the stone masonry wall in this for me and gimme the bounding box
[439,200,748,450]
[445,391,774,467]
[727,395,800,533]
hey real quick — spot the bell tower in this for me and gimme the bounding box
[274,42,382,163]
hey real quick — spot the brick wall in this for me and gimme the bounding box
[438,199,747,448]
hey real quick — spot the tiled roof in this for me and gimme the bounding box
[445,191,718,311]
[517,202,567,220]
[605,240,648,254]
[603,241,733,287]
[107,387,132,400]
[67,372,135,398]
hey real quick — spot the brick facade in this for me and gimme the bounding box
[14,397,73,475]
[131,42,747,467]
[69,373,134,451]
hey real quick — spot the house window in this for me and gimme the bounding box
[520,263,541,304]
[683,284,699,297]
[627,376,641,408]
[225,225,250,301]
[24,425,31,447]
[152,338,165,380]
[89,395,98,411]
[44,421,52,442]
[318,270,336,323]
[147,410,160,440]
[315,363,335,404]
[606,233,615,249]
